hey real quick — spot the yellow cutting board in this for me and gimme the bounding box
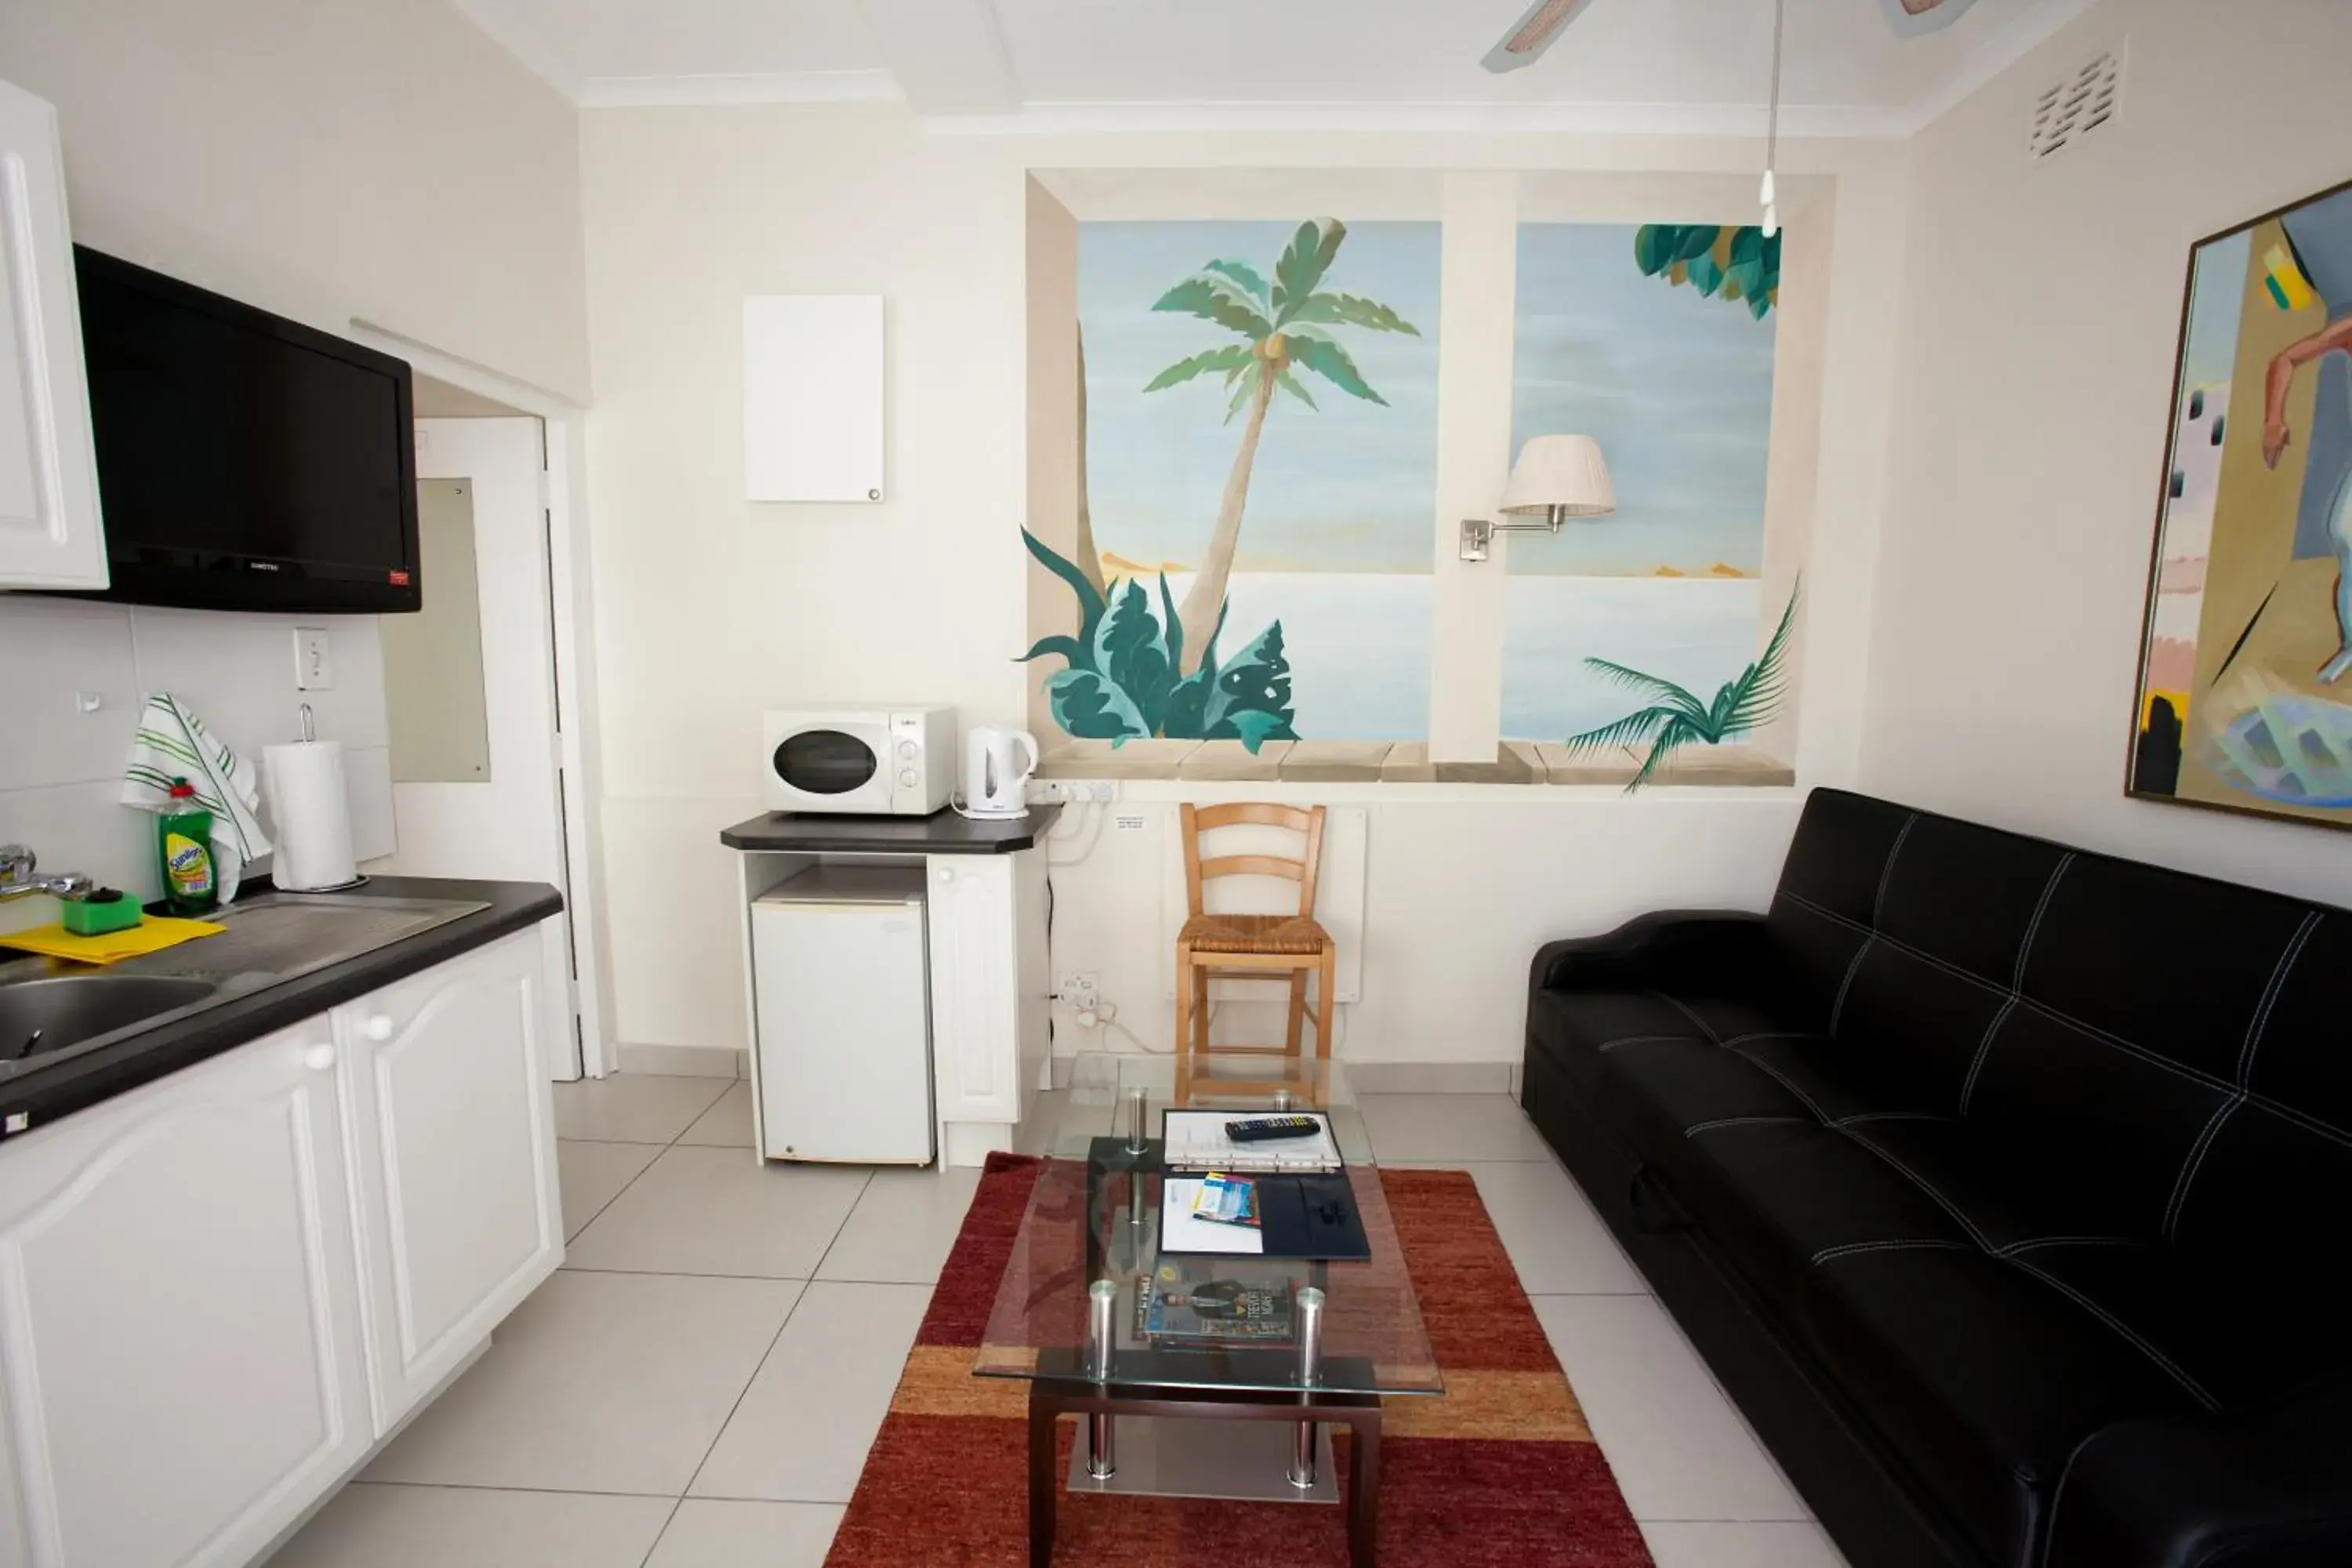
[0,916,225,965]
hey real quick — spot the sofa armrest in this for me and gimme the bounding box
[1530,911,1771,996]
[2045,1370,2352,1568]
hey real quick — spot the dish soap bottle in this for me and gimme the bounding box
[157,778,218,916]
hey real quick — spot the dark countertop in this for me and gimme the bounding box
[719,804,1062,855]
[0,876,562,1145]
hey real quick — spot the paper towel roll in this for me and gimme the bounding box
[263,741,358,891]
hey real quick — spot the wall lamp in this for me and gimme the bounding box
[1459,434,1617,561]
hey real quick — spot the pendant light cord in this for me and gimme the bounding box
[1766,0,1784,172]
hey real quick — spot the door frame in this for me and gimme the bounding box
[347,320,617,1079]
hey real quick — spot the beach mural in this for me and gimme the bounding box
[1024,218,1441,744]
[1504,222,1781,745]
[2129,178,2352,828]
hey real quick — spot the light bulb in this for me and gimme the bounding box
[1762,202,1779,239]
[1759,168,1776,208]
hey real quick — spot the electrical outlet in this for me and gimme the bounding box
[1088,780,1118,802]
[1033,779,1069,804]
[293,628,333,691]
[1057,972,1100,1014]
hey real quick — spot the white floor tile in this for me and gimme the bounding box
[1532,1294,1810,1523]
[690,1281,929,1504]
[677,1081,756,1148]
[553,1074,732,1144]
[1356,1093,1555,1163]
[815,1166,982,1283]
[364,1271,801,1496]
[566,1147,869,1278]
[1639,1521,1849,1567]
[1461,1160,1646,1295]
[643,1499,844,1568]
[272,1484,673,1568]
[557,1140,662,1242]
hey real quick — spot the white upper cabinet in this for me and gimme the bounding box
[0,78,105,591]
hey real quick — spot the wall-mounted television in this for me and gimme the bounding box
[69,246,420,614]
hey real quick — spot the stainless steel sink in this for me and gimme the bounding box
[0,890,490,1080]
[1,975,220,1062]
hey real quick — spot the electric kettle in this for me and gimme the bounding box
[963,726,1040,819]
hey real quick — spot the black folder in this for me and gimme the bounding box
[1256,1174,1372,1261]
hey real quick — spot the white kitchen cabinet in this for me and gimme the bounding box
[924,851,1047,1165]
[336,925,564,1433]
[0,1020,372,1568]
[0,78,107,591]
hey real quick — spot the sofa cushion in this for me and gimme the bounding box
[1800,1243,2204,1568]
[1524,988,1708,1100]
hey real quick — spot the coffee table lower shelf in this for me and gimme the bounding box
[1026,1379,1382,1568]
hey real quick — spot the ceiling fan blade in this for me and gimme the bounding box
[1481,0,1597,74]
[1879,0,1981,38]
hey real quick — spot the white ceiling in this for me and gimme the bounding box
[448,0,2092,133]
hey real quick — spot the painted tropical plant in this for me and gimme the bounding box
[1634,223,1781,321]
[1143,218,1422,673]
[1563,585,1800,791]
[1019,529,1298,751]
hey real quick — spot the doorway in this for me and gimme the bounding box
[383,411,583,1078]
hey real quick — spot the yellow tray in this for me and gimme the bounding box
[0,916,225,966]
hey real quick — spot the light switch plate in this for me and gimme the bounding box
[293,627,333,691]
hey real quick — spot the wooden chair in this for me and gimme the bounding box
[1174,803,1338,1105]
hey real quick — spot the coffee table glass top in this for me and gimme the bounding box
[973,1053,1441,1398]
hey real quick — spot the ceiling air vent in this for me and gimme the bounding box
[2029,44,2124,162]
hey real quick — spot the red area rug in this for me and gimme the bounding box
[823,1153,1653,1566]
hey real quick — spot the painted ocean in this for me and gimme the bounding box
[1152,572,1764,742]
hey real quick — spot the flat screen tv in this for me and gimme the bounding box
[70,246,420,613]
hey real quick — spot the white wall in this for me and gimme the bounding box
[0,0,591,927]
[1864,0,2352,901]
[580,105,1913,1064]
[0,0,590,403]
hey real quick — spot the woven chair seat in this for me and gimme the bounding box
[1180,913,1333,956]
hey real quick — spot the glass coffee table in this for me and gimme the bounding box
[976,1053,1441,1568]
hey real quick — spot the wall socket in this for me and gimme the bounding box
[1056,972,1100,1014]
[292,627,333,691]
[1033,780,1117,804]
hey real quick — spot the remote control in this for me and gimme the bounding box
[1226,1116,1323,1144]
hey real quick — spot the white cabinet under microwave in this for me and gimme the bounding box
[763,705,955,815]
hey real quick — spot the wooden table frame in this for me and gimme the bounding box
[1025,1378,1382,1568]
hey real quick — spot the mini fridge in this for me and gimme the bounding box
[750,864,933,1163]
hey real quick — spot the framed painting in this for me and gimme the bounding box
[2128,175,2352,830]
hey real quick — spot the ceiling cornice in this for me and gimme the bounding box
[915,100,1914,140]
[579,70,902,109]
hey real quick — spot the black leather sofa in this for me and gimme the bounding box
[1523,787,2352,1568]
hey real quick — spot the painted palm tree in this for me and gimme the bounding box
[1143,218,1421,673]
[1563,586,1800,790]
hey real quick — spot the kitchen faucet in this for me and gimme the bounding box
[0,846,95,902]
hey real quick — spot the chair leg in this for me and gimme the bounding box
[1192,963,1210,1056]
[1285,969,1308,1061]
[1317,946,1338,1059]
[1174,943,1194,1105]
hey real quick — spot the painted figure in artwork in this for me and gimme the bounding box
[2256,196,2352,684]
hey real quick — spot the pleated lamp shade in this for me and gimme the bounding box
[1498,434,1617,517]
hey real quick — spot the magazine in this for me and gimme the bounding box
[1137,1259,1295,1345]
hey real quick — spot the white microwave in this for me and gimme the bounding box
[762,706,956,815]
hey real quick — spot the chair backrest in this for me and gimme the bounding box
[1181,803,1327,920]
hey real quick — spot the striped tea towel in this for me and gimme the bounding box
[122,693,270,902]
